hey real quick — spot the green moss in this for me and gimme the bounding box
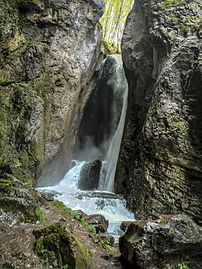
[97,232,115,251]
[33,223,91,268]
[0,178,12,188]
[0,72,54,185]
[52,200,96,233]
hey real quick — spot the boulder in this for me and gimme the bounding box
[78,160,102,190]
[120,221,133,232]
[87,214,109,233]
[119,214,202,269]
[33,223,91,269]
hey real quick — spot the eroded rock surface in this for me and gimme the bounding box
[0,0,104,186]
[116,0,202,224]
[119,214,202,269]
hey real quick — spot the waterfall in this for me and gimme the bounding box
[74,55,128,192]
[98,58,128,192]
[36,56,134,238]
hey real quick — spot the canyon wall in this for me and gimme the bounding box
[0,0,104,186]
[116,0,202,224]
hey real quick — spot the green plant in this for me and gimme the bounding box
[88,225,96,233]
[52,259,58,267]
[43,257,49,265]
[18,252,25,259]
[178,263,190,269]
[63,264,69,269]
[53,200,96,233]
[35,208,46,225]
[97,232,115,251]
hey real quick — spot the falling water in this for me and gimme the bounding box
[98,61,128,191]
[36,56,134,237]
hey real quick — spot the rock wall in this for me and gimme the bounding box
[0,0,104,186]
[116,0,202,224]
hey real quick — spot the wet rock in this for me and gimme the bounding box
[33,223,91,269]
[87,214,109,233]
[0,0,104,187]
[120,221,133,232]
[119,214,202,269]
[0,179,45,224]
[116,0,202,225]
[79,160,102,190]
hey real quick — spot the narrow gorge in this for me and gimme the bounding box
[0,0,202,269]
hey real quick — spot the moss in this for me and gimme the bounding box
[0,178,12,188]
[33,223,91,269]
[0,196,37,223]
[0,72,54,185]
[97,232,115,251]
[71,233,92,269]
[52,200,96,233]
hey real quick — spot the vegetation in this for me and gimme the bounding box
[53,200,96,233]
[0,72,54,185]
[33,223,91,268]
[97,231,115,251]
[100,0,134,53]
[178,263,190,269]
[35,208,46,225]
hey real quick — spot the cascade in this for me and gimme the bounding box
[37,55,134,237]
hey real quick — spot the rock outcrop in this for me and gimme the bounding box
[33,223,92,269]
[116,0,202,224]
[87,214,109,233]
[79,160,102,190]
[0,0,104,187]
[119,214,202,269]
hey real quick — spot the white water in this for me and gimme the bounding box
[98,60,128,192]
[37,160,134,238]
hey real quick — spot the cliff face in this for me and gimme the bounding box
[0,0,104,186]
[117,0,202,224]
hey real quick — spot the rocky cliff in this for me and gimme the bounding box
[0,0,104,186]
[116,0,202,224]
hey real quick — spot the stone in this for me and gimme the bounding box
[0,0,104,187]
[120,221,133,232]
[78,160,102,190]
[119,214,202,269]
[87,214,109,233]
[33,223,92,269]
[116,0,202,225]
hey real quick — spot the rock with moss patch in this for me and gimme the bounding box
[87,214,109,233]
[33,223,91,269]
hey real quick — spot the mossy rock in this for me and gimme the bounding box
[0,178,12,188]
[33,223,91,269]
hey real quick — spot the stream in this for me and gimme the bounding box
[37,160,134,239]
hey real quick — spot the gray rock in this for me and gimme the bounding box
[116,0,202,225]
[87,215,109,233]
[79,160,102,190]
[119,214,202,269]
[0,0,104,186]
[87,214,109,233]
